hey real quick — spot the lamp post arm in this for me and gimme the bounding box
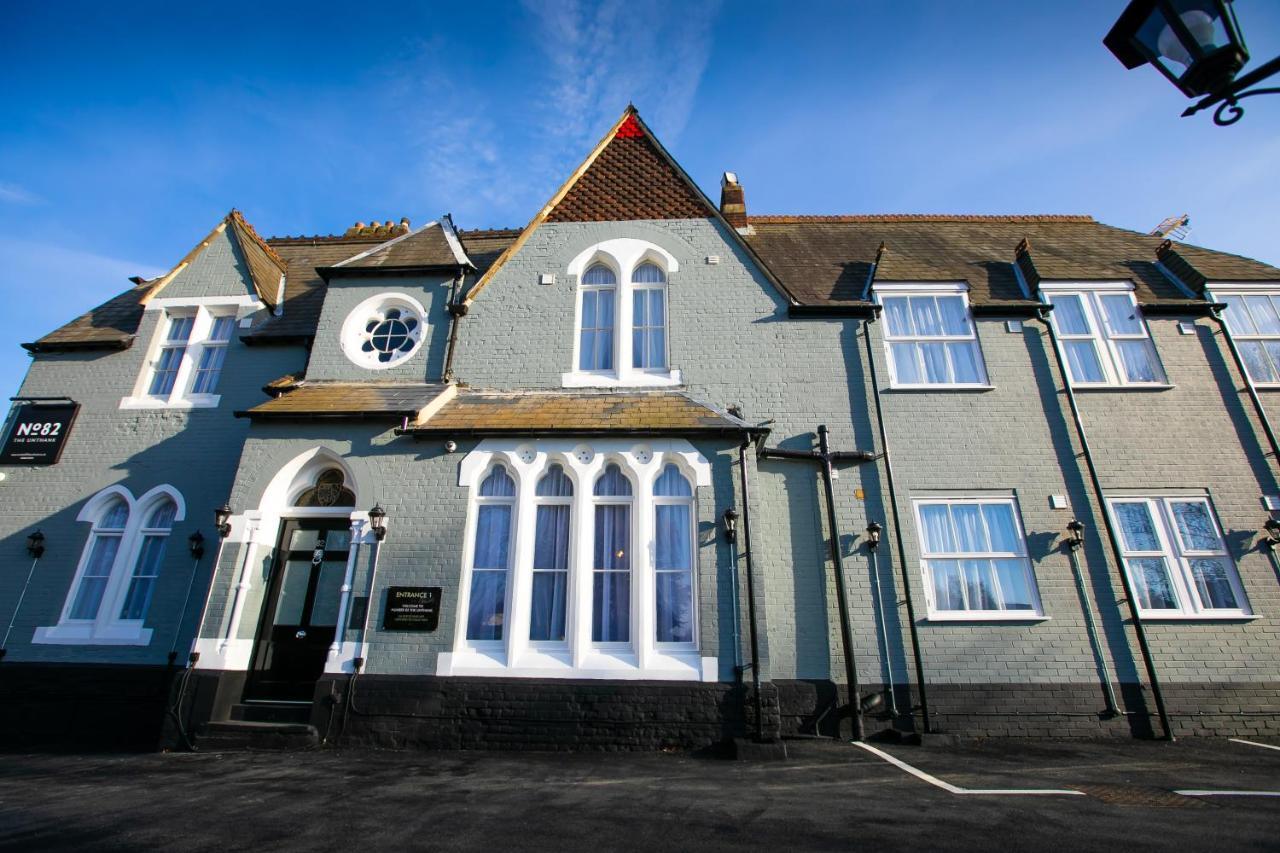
[1182,54,1280,122]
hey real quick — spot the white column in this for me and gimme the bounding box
[570,456,599,668]
[506,460,537,666]
[328,516,366,664]
[221,517,262,652]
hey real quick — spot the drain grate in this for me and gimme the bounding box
[1075,784,1209,808]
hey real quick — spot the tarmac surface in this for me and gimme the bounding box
[1,737,1279,851]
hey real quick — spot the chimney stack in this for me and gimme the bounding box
[720,172,748,232]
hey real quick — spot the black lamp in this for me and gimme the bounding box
[214,504,232,539]
[722,508,739,543]
[1264,517,1280,550]
[26,530,45,559]
[865,521,882,551]
[188,530,206,560]
[368,504,388,541]
[1067,519,1086,552]
[1105,0,1248,98]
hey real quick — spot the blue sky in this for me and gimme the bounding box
[2,1,1278,398]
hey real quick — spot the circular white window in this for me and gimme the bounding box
[341,294,427,369]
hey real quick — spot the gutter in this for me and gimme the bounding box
[396,425,770,440]
[22,337,134,353]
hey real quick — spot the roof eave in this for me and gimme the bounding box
[22,337,134,354]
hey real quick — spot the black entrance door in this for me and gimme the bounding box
[246,519,352,702]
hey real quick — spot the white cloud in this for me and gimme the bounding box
[0,182,42,205]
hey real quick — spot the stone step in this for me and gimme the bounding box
[229,702,313,725]
[196,720,319,751]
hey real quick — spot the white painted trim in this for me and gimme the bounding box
[1037,280,1137,292]
[331,221,439,268]
[1177,790,1280,797]
[1229,737,1280,752]
[413,383,457,425]
[561,370,682,388]
[193,637,253,670]
[33,624,152,645]
[339,291,429,370]
[872,282,969,293]
[439,216,473,268]
[1206,282,1280,292]
[119,395,221,410]
[854,743,1086,796]
[145,294,265,311]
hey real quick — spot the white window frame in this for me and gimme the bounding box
[444,439,713,681]
[1207,285,1280,388]
[35,484,186,645]
[652,464,697,647]
[529,464,575,648]
[1106,495,1252,620]
[912,495,1045,621]
[122,296,258,409]
[463,464,518,649]
[631,263,670,373]
[563,238,682,388]
[339,291,429,371]
[874,283,990,389]
[1040,283,1168,388]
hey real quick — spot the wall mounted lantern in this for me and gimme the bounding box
[188,530,206,560]
[1105,0,1280,125]
[722,508,739,543]
[1263,517,1280,550]
[1066,519,1086,552]
[865,521,883,551]
[214,504,233,539]
[25,530,45,559]
[368,504,388,541]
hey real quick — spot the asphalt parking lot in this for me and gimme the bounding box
[1,738,1278,851]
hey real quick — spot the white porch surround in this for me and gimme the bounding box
[440,437,718,682]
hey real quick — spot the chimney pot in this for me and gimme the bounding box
[719,171,748,231]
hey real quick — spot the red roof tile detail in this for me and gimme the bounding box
[547,134,714,222]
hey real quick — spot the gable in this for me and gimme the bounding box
[154,227,258,302]
[546,115,716,223]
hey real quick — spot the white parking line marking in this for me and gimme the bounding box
[1228,738,1280,753]
[853,742,1086,797]
[1176,790,1280,798]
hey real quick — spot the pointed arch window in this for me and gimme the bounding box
[592,463,633,643]
[653,465,695,643]
[466,465,516,641]
[293,468,356,508]
[578,264,617,372]
[631,262,668,371]
[68,498,130,621]
[119,498,177,621]
[531,464,573,642]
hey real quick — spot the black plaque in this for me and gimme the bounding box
[382,586,442,632]
[0,402,79,466]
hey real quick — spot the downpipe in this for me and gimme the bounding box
[862,311,933,734]
[1064,521,1120,718]
[1034,309,1174,741]
[1207,306,1280,470]
[737,440,766,742]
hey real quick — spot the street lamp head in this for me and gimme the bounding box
[1105,0,1248,98]
[865,521,883,550]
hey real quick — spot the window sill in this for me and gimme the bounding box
[33,623,153,645]
[1069,384,1175,393]
[885,384,995,393]
[924,612,1049,623]
[119,395,221,410]
[1136,612,1259,622]
[438,648,713,681]
[561,370,682,389]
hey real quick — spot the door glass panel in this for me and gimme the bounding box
[309,561,346,626]
[273,558,313,624]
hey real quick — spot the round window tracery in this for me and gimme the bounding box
[341,294,427,369]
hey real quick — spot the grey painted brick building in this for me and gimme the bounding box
[2,108,1279,750]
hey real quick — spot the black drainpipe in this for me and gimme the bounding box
[1206,306,1280,468]
[1033,308,1174,741]
[737,439,766,742]
[758,429,874,741]
[862,311,933,734]
[442,269,467,382]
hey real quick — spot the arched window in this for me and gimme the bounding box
[119,498,177,621]
[653,465,694,643]
[631,262,668,371]
[68,498,130,621]
[466,465,516,641]
[579,264,617,372]
[592,463,633,643]
[531,464,573,642]
[294,468,356,508]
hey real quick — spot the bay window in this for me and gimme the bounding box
[448,440,711,680]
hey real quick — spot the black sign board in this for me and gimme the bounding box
[382,586,442,632]
[0,402,79,466]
